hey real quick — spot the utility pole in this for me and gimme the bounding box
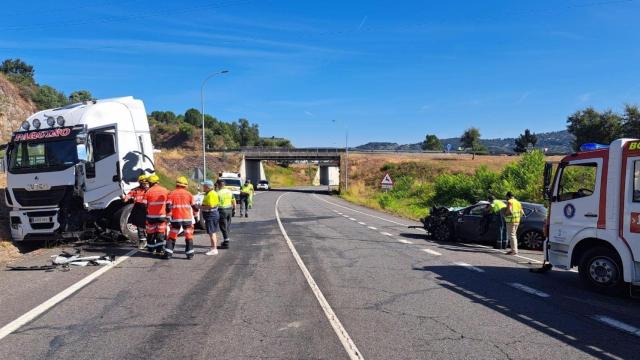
[200,70,229,180]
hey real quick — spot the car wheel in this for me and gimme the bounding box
[520,230,544,250]
[578,246,627,296]
[113,204,137,244]
[432,224,452,242]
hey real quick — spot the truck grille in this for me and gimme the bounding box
[13,186,71,207]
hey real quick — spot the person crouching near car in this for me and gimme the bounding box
[164,176,197,260]
[123,174,149,250]
[200,180,220,256]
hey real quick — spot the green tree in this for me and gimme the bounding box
[238,118,259,146]
[69,90,92,103]
[32,85,67,110]
[514,129,538,153]
[184,108,202,126]
[460,127,484,158]
[0,58,34,80]
[622,104,640,138]
[567,107,623,151]
[421,134,442,151]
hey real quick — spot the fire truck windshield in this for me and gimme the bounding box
[8,138,78,174]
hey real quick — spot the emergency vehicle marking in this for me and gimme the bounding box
[564,204,576,218]
[630,212,640,233]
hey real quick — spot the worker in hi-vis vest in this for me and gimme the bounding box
[504,192,524,255]
[216,179,236,249]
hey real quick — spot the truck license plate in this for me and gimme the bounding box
[30,217,51,224]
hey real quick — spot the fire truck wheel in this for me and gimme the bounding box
[578,247,627,295]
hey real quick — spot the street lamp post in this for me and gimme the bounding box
[200,70,229,180]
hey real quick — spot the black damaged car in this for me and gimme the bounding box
[421,201,547,250]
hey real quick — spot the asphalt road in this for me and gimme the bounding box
[1,187,639,359]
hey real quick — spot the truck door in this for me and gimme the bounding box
[549,159,601,245]
[83,127,121,205]
[621,157,640,262]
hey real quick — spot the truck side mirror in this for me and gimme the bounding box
[543,162,553,200]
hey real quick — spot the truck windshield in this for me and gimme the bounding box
[9,139,78,174]
[224,179,242,187]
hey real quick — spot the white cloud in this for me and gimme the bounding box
[578,92,593,103]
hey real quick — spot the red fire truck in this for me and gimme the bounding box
[543,140,640,296]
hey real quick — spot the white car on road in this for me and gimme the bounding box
[257,180,270,191]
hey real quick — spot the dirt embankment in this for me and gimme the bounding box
[0,74,37,144]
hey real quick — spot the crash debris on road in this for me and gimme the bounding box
[6,249,116,271]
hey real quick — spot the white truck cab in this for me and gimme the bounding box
[544,140,640,295]
[5,97,154,242]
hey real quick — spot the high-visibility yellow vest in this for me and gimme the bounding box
[218,188,234,208]
[202,190,220,208]
[241,184,254,194]
[491,199,506,214]
[505,198,523,223]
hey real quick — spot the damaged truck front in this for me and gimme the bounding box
[5,97,155,242]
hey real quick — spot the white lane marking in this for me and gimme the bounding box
[342,215,350,218]
[358,222,366,225]
[470,244,545,264]
[367,226,377,230]
[455,262,485,273]
[313,194,411,227]
[275,194,364,360]
[397,239,413,244]
[593,315,640,337]
[0,249,137,341]
[349,218,357,221]
[380,232,394,237]
[422,248,442,256]
[508,283,551,298]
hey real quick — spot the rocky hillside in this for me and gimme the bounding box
[0,74,36,143]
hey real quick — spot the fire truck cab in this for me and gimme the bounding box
[544,139,640,295]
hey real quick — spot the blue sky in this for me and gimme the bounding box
[1,0,639,147]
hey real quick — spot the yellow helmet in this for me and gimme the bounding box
[148,174,160,184]
[138,174,148,183]
[176,176,189,187]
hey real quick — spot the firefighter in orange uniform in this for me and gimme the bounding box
[143,174,170,255]
[123,174,149,250]
[164,176,197,260]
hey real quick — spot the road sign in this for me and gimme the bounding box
[191,167,204,181]
[381,173,394,191]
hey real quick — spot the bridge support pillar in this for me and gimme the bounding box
[240,156,266,186]
[319,164,340,186]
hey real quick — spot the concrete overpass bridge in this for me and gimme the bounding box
[239,148,345,189]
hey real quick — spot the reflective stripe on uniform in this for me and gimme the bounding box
[163,247,174,254]
[185,249,195,254]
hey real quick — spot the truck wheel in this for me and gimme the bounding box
[520,230,544,250]
[578,247,627,296]
[432,224,452,242]
[113,204,138,244]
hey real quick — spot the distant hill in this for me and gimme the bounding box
[356,130,574,154]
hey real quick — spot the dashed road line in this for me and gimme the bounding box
[275,193,364,360]
[455,262,485,273]
[380,232,394,237]
[593,315,640,337]
[313,194,411,227]
[397,239,413,244]
[367,226,377,230]
[358,222,366,225]
[508,282,551,298]
[349,218,357,221]
[0,248,138,341]
[421,248,442,256]
[342,215,350,218]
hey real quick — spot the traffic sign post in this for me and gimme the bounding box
[381,173,394,192]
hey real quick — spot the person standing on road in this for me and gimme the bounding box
[504,192,524,255]
[143,174,170,255]
[200,180,220,256]
[164,176,197,260]
[487,195,507,249]
[123,174,149,250]
[217,179,236,249]
[239,179,254,218]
